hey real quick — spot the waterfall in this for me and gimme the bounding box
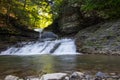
[0,39,78,55]
[0,29,79,55]
[34,28,43,39]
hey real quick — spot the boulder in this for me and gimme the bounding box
[5,75,19,80]
[26,76,40,80]
[96,72,107,78]
[70,71,84,79]
[41,31,58,40]
[40,73,67,80]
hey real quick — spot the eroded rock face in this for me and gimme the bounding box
[59,5,81,34]
[75,20,120,55]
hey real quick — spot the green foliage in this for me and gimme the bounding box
[1,0,119,29]
[66,0,120,19]
[0,0,63,29]
[51,0,63,18]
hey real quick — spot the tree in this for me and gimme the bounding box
[0,0,63,29]
[67,0,120,19]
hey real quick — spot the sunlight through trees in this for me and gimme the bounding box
[0,0,63,29]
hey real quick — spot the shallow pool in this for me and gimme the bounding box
[0,54,120,78]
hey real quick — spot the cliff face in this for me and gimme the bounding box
[49,2,102,35]
[41,2,120,55]
[58,5,81,34]
[75,20,120,55]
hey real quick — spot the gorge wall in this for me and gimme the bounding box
[75,20,120,55]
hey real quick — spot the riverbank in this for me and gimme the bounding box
[3,71,120,80]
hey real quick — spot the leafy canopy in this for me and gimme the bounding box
[0,0,63,29]
[67,0,120,19]
[1,0,119,29]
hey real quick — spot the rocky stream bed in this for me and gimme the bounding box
[3,71,120,80]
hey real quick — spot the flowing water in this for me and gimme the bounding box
[0,33,120,78]
[0,39,78,55]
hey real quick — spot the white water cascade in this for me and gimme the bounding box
[0,39,78,55]
[0,30,79,55]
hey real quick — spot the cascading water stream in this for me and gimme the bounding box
[0,29,79,55]
[34,28,43,39]
[0,39,78,55]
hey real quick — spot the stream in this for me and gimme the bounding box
[0,35,120,79]
[0,54,120,78]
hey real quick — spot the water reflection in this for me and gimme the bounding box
[31,55,55,73]
[76,55,120,73]
[0,55,120,78]
[30,55,77,73]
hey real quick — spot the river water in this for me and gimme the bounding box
[0,38,120,79]
[0,54,120,78]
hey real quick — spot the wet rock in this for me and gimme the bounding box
[26,78,40,80]
[64,76,69,80]
[41,31,58,40]
[70,71,84,79]
[18,79,24,80]
[96,71,107,78]
[83,71,93,80]
[110,72,117,76]
[50,43,61,53]
[110,72,120,79]
[25,76,40,80]
[85,74,93,80]
[40,73,67,80]
[5,75,19,80]
[3,71,120,80]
